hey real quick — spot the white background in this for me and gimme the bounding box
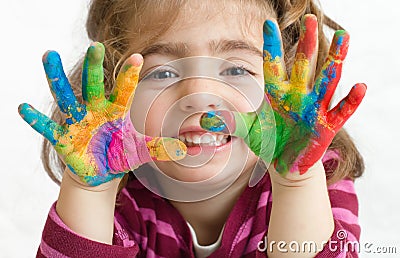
[0,0,399,257]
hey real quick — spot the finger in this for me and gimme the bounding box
[145,137,187,162]
[313,30,350,111]
[263,20,288,98]
[290,14,318,93]
[82,42,106,105]
[327,83,366,131]
[199,103,276,156]
[18,103,65,146]
[109,54,143,109]
[200,110,257,138]
[43,51,86,124]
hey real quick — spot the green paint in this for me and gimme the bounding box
[82,43,106,103]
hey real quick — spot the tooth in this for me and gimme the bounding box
[192,134,200,144]
[215,140,221,146]
[201,134,212,144]
[221,138,227,144]
[179,135,185,142]
[217,134,223,141]
[222,135,229,139]
[185,133,192,143]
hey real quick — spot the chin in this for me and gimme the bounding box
[153,141,257,183]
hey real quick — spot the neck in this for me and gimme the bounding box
[169,169,252,245]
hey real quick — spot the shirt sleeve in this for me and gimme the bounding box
[36,202,139,258]
[315,178,361,258]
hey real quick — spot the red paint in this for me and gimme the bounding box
[297,15,318,60]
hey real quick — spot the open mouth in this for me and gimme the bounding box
[178,132,232,147]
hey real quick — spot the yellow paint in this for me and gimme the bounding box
[146,137,187,161]
[114,64,141,107]
[290,53,310,94]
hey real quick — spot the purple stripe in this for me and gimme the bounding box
[140,207,181,243]
[244,231,266,254]
[322,149,340,162]
[328,190,359,216]
[328,179,356,194]
[131,231,148,249]
[48,205,75,234]
[39,240,69,258]
[257,190,271,209]
[146,247,165,258]
[236,199,270,245]
[140,207,157,224]
[236,216,254,243]
[332,207,359,225]
[114,220,136,247]
[121,188,140,211]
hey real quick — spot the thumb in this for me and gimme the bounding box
[144,136,187,162]
[200,104,276,162]
[123,134,187,169]
[200,110,257,139]
[118,117,187,171]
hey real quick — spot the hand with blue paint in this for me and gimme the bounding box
[18,42,186,186]
[201,15,366,177]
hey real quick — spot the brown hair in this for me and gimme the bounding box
[41,0,364,187]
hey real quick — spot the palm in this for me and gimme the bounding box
[56,103,132,186]
[263,16,366,175]
[200,15,366,177]
[19,43,186,186]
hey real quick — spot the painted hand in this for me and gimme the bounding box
[19,43,186,186]
[200,15,366,176]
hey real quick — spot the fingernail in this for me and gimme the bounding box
[130,54,143,67]
[200,111,233,134]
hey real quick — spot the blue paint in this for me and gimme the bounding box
[301,100,318,132]
[43,51,86,124]
[265,83,280,99]
[176,149,183,157]
[67,164,76,174]
[82,53,89,102]
[339,100,345,109]
[19,103,62,145]
[263,20,283,60]
[334,33,344,56]
[203,111,226,132]
[84,173,124,187]
[314,61,337,101]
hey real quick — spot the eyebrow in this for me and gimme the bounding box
[141,39,262,58]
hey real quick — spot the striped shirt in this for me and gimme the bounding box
[37,160,360,257]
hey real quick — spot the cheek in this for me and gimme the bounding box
[225,76,265,113]
[130,89,174,136]
[229,85,264,112]
[144,99,169,136]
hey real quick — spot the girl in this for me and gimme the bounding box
[19,0,366,257]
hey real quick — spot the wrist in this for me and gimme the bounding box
[268,159,326,188]
[63,167,122,193]
[56,167,121,244]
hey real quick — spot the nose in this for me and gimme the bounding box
[178,79,225,112]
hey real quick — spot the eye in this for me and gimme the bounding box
[220,66,254,76]
[144,69,179,80]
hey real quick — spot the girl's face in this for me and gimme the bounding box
[131,2,270,184]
